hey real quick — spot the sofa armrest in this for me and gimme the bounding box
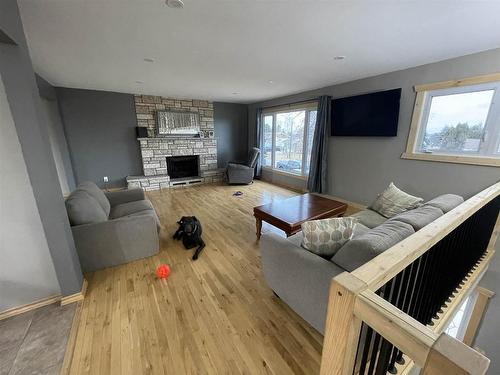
[105,188,145,207]
[72,214,159,272]
[260,233,345,334]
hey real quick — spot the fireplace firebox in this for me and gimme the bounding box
[166,155,199,179]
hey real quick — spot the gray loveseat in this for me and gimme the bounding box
[65,182,161,272]
[260,193,464,334]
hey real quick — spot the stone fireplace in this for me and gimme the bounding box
[126,95,224,190]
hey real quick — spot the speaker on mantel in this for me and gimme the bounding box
[136,127,149,138]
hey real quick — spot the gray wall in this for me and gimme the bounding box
[0,75,61,311]
[41,98,76,195]
[248,48,500,203]
[56,88,142,188]
[36,75,76,195]
[56,90,249,186]
[0,0,83,298]
[214,102,248,167]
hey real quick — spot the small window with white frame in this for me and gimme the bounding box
[403,74,500,167]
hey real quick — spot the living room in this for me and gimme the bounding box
[1,1,500,374]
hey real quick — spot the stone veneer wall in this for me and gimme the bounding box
[129,95,223,190]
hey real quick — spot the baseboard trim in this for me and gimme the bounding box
[0,278,88,320]
[60,300,83,374]
[61,278,88,306]
[0,295,61,321]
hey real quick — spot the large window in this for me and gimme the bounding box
[261,103,318,176]
[403,74,500,167]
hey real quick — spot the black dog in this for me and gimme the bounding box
[173,216,206,260]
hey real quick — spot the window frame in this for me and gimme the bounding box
[402,73,500,167]
[261,101,318,178]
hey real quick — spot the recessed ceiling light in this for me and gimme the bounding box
[143,58,155,63]
[268,80,274,84]
[166,0,184,8]
[333,56,346,60]
[135,80,144,84]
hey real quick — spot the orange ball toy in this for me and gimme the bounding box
[156,264,171,279]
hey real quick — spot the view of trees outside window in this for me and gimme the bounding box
[420,90,494,153]
[274,111,305,173]
[263,115,273,166]
[260,107,317,175]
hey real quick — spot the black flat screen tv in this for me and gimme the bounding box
[331,88,401,136]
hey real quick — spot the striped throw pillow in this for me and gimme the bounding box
[370,182,423,218]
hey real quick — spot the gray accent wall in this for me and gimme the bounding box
[56,88,142,188]
[214,102,248,167]
[0,0,83,298]
[248,48,500,202]
[36,75,76,195]
[0,74,61,311]
[56,90,249,187]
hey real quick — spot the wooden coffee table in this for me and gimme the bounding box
[253,193,348,239]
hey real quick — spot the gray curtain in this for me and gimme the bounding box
[255,108,263,178]
[307,96,331,193]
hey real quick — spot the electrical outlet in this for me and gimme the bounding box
[103,176,109,183]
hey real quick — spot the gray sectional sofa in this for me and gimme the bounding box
[65,182,161,272]
[260,194,464,334]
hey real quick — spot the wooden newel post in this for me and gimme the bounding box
[422,333,490,375]
[320,273,367,375]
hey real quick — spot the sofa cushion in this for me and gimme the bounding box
[389,205,443,231]
[287,232,303,247]
[109,200,155,219]
[353,223,370,237]
[370,182,423,218]
[424,194,464,213]
[301,217,358,259]
[331,221,415,272]
[78,181,111,217]
[65,190,108,226]
[125,210,161,233]
[350,209,387,229]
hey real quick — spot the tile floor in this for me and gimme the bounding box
[0,302,76,375]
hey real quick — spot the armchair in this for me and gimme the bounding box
[226,147,260,184]
[65,181,160,272]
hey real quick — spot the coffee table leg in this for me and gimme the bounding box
[255,218,262,240]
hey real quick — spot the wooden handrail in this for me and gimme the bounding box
[354,290,490,373]
[320,182,500,375]
[352,181,500,290]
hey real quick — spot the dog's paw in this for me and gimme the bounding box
[192,254,198,261]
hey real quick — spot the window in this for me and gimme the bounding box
[261,103,318,176]
[403,74,500,167]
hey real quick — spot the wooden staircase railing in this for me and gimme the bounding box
[320,181,500,375]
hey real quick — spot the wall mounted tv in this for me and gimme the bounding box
[331,88,401,136]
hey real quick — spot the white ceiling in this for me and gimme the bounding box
[18,0,500,104]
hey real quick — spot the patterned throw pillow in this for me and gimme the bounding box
[301,217,358,259]
[370,182,423,218]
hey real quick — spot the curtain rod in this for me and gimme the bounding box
[260,98,319,111]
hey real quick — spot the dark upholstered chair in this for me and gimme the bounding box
[226,147,260,184]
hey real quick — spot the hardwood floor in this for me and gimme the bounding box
[67,181,329,375]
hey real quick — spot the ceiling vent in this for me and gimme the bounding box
[166,0,184,8]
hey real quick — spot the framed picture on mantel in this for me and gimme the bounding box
[156,110,200,136]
